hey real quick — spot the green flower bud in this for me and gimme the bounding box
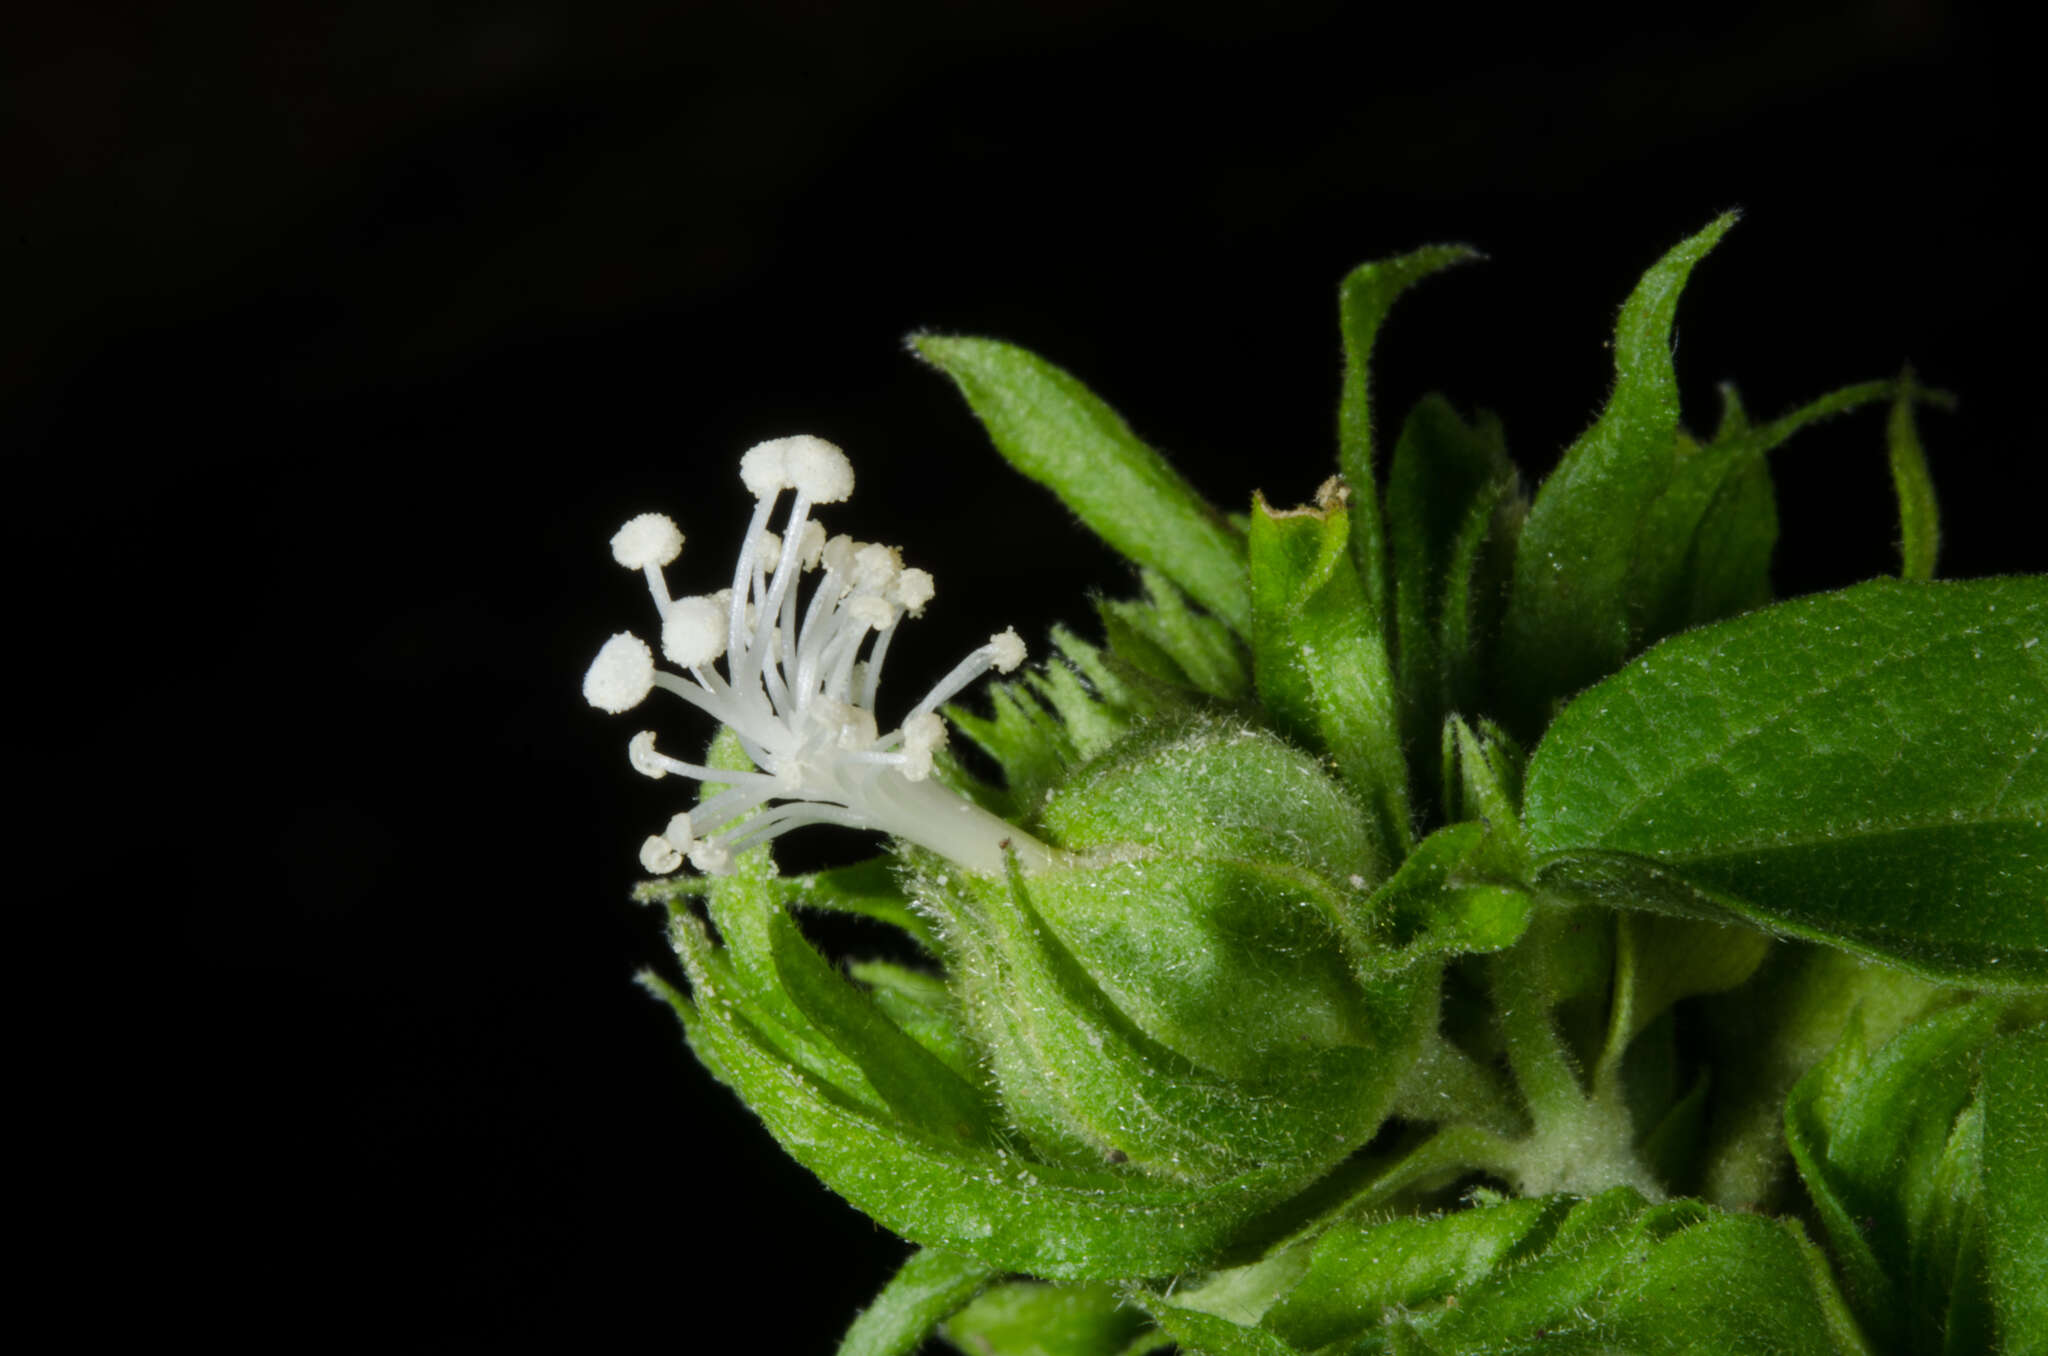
[914,714,1433,1185]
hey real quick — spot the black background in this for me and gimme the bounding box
[18,1,2038,1345]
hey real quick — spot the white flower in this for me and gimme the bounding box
[584,435,1058,876]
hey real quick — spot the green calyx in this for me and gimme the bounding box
[913,714,1434,1183]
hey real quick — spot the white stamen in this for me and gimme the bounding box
[662,595,729,668]
[908,629,1031,722]
[611,513,683,569]
[588,436,1063,877]
[640,835,683,874]
[629,730,667,779]
[584,633,656,713]
[989,627,1026,673]
[894,568,935,616]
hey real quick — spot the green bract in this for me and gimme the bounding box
[589,220,2048,1356]
[916,715,1433,1184]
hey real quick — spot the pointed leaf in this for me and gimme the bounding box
[1386,395,1519,778]
[765,904,995,1140]
[1171,1188,1868,1355]
[1337,244,1482,621]
[1784,1002,2003,1351]
[1635,380,1894,639]
[1888,370,1945,582]
[837,1247,996,1356]
[1501,214,1736,726]
[942,1281,1155,1356]
[1525,577,2048,988]
[651,912,1312,1279]
[915,335,1249,632]
[1248,491,1409,862]
[1981,1025,2048,1355]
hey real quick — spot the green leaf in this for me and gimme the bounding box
[1337,244,1483,623]
[1098,569,1253,703]
[1598,914,1770,1074]
[1696,946,1947,1213]
[787,858,937,951]
[648,912,1313,1279]
[1442,716,1525,850]
[1362,821,1533,969]
[1385,395,1520,783]
[941,1281,1155,1356]
[1164,1188,1870,1355]
[1784,1002,2003,1352]
[914,334,1250,633]
[838,1247,996,1356]
[1524,577,2048,988]
[1676,443,1778,630]
[1247,490,1409,863]
[1500,213,1736,727]
[1635,380,1895,641]
[1981,1025,2048,1355]
[1888,369,1944,582]
[764,904,996,1141]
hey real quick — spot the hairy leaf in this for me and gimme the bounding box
[1248,490,1409,862]
[1501,213,1736,728]
[838,1247,996,1356]
[915,335,1250,632]
[1337,244,1482,622]
[1981,1025,2048,1355]
[1146,1188,1867,1354]
[1525,577,2048,988]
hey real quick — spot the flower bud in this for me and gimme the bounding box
[917,715,1431,1185]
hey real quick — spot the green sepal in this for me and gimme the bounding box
[849,960,983,1087]
[1386,394,1521,782]
[788,858,936,952]
[1784,1001,2008,1352]
[1887,367,1948,582]
[1441,715,1525,855]
[1336,244,1483,622]
[1635,379,1897,642]
[1524,577,2048,989]
[914,334,1250,633]
[1247,490,1410,863]
[1360,821,1533,970]
[941,1281,1157,1356]
[838,1247,997,1356]
[636,857,932,952]
[1097,569,1253,703]
[1148,1188,1871,1354]
[1500,213,1736,730]
[764,903,996,1142]
[646,910,1316,1280]
[1981,1025,2048,1354]
[925,843,1429,1183]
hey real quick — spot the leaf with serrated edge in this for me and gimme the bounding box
[1525,577,2048,988]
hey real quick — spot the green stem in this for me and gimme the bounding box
[1393,1027,1527,1139]
[1491,942,1588,1129]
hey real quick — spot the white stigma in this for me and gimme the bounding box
[585,436,1058,877]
